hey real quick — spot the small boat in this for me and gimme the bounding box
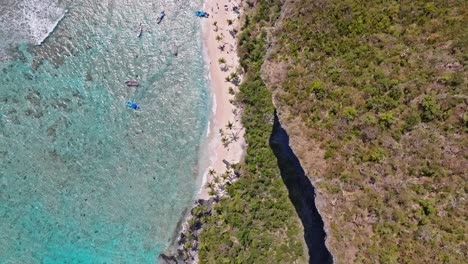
[137,23,143,37]
[171,43,178,56]
[127,101,140,110]
[125,80,139,86]
[157,11,165,24]
[195,11,209,18]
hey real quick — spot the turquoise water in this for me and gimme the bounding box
[0,0,209,263]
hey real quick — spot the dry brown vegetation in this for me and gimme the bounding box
[263,0,467,262]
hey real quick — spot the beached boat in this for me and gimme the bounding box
[125,80,139,86]
[127,101,140,110]
[195,11,209,18]
[157,11,165,24]
[137,23,142,37]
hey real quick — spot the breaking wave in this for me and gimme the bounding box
[0,0,66,59]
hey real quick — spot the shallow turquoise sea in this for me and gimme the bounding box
[0,0,209,263]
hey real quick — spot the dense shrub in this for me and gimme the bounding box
[265,0,467,263]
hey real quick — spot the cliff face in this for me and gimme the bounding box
[269,110,333,263]
[261,0,342,259]
[262,0,467,263]
[262,0,338,260]
[264,69,340,260]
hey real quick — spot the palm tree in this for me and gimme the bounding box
[188,218,198,228]
[230,72,239,82]
[220,64,229,72]
[216,35,223,42]
[213,176,220,184]
[221,136,229,147]
[208,189,219,197]
[229,29,237,38]
[226,121,234,130]
[230,131,239,142]
[218,57,226,64]
[221,172,229,181]
[206,182,215,189]
[218,128,224,136]
[208,168,216,176]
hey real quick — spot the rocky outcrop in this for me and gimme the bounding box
[158,254,178,264]
[158,198,214,264]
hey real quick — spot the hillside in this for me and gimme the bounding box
[199,0,467,263]
[263,0,467,262]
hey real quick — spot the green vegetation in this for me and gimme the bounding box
[198,1,306,263]
[218,57,226,64]
[265,0,467,263]
[198,0,466,263]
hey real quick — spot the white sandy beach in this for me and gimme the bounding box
[199,0,245,199]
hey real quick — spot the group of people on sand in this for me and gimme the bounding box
[211,0,241,14]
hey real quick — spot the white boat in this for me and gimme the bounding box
[137,23,142,37]
[157,11,165,24]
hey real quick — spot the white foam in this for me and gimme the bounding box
[0,0,66,55]
[36,9,68,45]
[197,130,220,196]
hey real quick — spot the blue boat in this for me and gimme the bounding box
[127,101,140,110]
[195,11,209,18]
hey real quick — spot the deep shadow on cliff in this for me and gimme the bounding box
[269,110,333,264]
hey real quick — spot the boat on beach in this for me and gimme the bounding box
[125,80,139,86]
[137,23,142,37]
[195,11,209,18]
[157,11,165,24]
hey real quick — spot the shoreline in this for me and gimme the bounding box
[159,0,245,262]
[37,9,68,46]
[198,0,245,200]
